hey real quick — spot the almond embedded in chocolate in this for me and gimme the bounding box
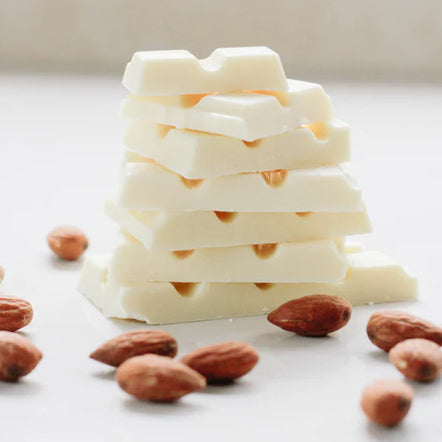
[172,249,194,259]
[214,211,237,222]
[260,169,287,187]
[252,243,278,259]
[180,176,203,189]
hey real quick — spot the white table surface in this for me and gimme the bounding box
[0,74,441,442]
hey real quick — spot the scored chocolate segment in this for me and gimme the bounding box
[213,211,237,223]
[180,176,204,189]
[170,282,198,296]
[260,169,288,187]
[172,249,195,259]
[252,243,278,258]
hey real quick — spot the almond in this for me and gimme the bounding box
[47,225,88,261]
[367,310,442,352]
[360,379,413,427]
[0,331,42,381]
[116,354,206,402]
[0,265,4,283]
[90,330,178,367]
[180,341,259,383]
[389,338,442,382]
[267,294,352,336]
[0,296,33,332]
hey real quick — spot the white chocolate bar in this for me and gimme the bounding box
[116,156,362,212]
[105,200,371,251]
[124,120,350,179]
[108,233,347,284]
[79,250,417,325]
[121,79,332,141]
[123,47,288,95]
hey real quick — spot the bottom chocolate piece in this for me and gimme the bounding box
[78,248,417,325]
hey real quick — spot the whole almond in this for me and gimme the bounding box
[0,296,33,332]
[267,294,352,336]
[367,310,442,352]
[389,338,442,382]
[180,341,259,383]
[90,330,178,367]
[116,354,206,402]
[0,331,42,381]
[47,225,88,261]
[360,379,413,427]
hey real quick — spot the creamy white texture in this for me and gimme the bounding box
[124,120,350,179]
[78,248,417,325]
[123,47,288,95]
[105,200,371,252]
[121,79,332,141]
[108,233,347,284]
[117,158,362,212]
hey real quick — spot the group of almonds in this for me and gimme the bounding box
[270,295,442,426]
[0,296,41,381]
[91,332,259,400]
[363,311,442,426]
[0,226,87,381]
[0,225,440,429]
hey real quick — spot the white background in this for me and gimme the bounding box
[0,74,441,441]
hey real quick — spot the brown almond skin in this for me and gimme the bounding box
[180,341,259,383]
[90,330,178,367]
[389,338,442,382]
[361,379,413,427]
[116,354,206,402]
[267,294,352,336]
[47,225,88,261]
[367,310,442,352]
[0,331,42,381]
[0,297,33,332]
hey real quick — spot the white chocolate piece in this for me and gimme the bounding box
[121,79,332,141]
[108,233,347,284]
[105,200,371,251]
[123,47,288,95]
[124,120,350,179]
[116,156,362,212]
[79,250,418,325]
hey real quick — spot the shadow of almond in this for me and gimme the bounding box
[200,380,256,396]
[122,396,203,415]
[48,254,84,271]
[91,369,116,381]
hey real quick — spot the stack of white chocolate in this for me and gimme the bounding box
[79,47,417,324]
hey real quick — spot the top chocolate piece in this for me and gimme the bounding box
[122,47,288,95]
